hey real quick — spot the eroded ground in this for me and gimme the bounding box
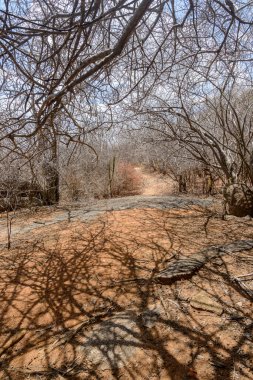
[0,203,253,380]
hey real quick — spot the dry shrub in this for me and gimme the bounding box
[61,171,82,201]
[60,159,142,202]
[176,168,223,195]
[112,162,142,197]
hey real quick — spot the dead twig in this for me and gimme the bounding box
[0,331,26,357]
[155,285,171,320]
[236,272,253,279]
[229,276,253,299]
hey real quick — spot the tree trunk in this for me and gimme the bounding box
[41,122,60,205]
[178,174,187,193]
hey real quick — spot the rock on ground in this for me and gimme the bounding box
[77,306,163,370]
[190,291,223,315]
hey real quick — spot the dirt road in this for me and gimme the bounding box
[135,166,176,196]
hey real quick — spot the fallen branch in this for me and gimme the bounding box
[154,240,253,285]
[0,331,26,357]
[229,276,253,299]
[236,272,253,280]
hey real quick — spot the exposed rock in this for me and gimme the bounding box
[77,307,162,370]
[79,312,139,370]
[190,291,223,315]
[224,215,252,221]
[0,194,213,242]
[224,183,253,217]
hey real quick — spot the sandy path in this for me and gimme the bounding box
[134,166,176,196]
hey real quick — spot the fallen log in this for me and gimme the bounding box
[154,240,253,287]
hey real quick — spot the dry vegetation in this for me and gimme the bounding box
[1,1,253,379]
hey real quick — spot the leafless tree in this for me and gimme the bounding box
[0,0,253,204]
[1,0,253,138]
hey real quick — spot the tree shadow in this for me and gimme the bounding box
[0,207,252,379]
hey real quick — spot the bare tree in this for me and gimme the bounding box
[1,0,253,139]
[125,60,253,213]
[1,0,253,206]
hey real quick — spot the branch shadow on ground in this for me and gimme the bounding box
[0,208,252,379]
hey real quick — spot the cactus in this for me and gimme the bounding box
[108,156,116,197]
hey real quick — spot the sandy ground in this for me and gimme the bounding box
[0,168,252,380]
[136,167,176,196]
